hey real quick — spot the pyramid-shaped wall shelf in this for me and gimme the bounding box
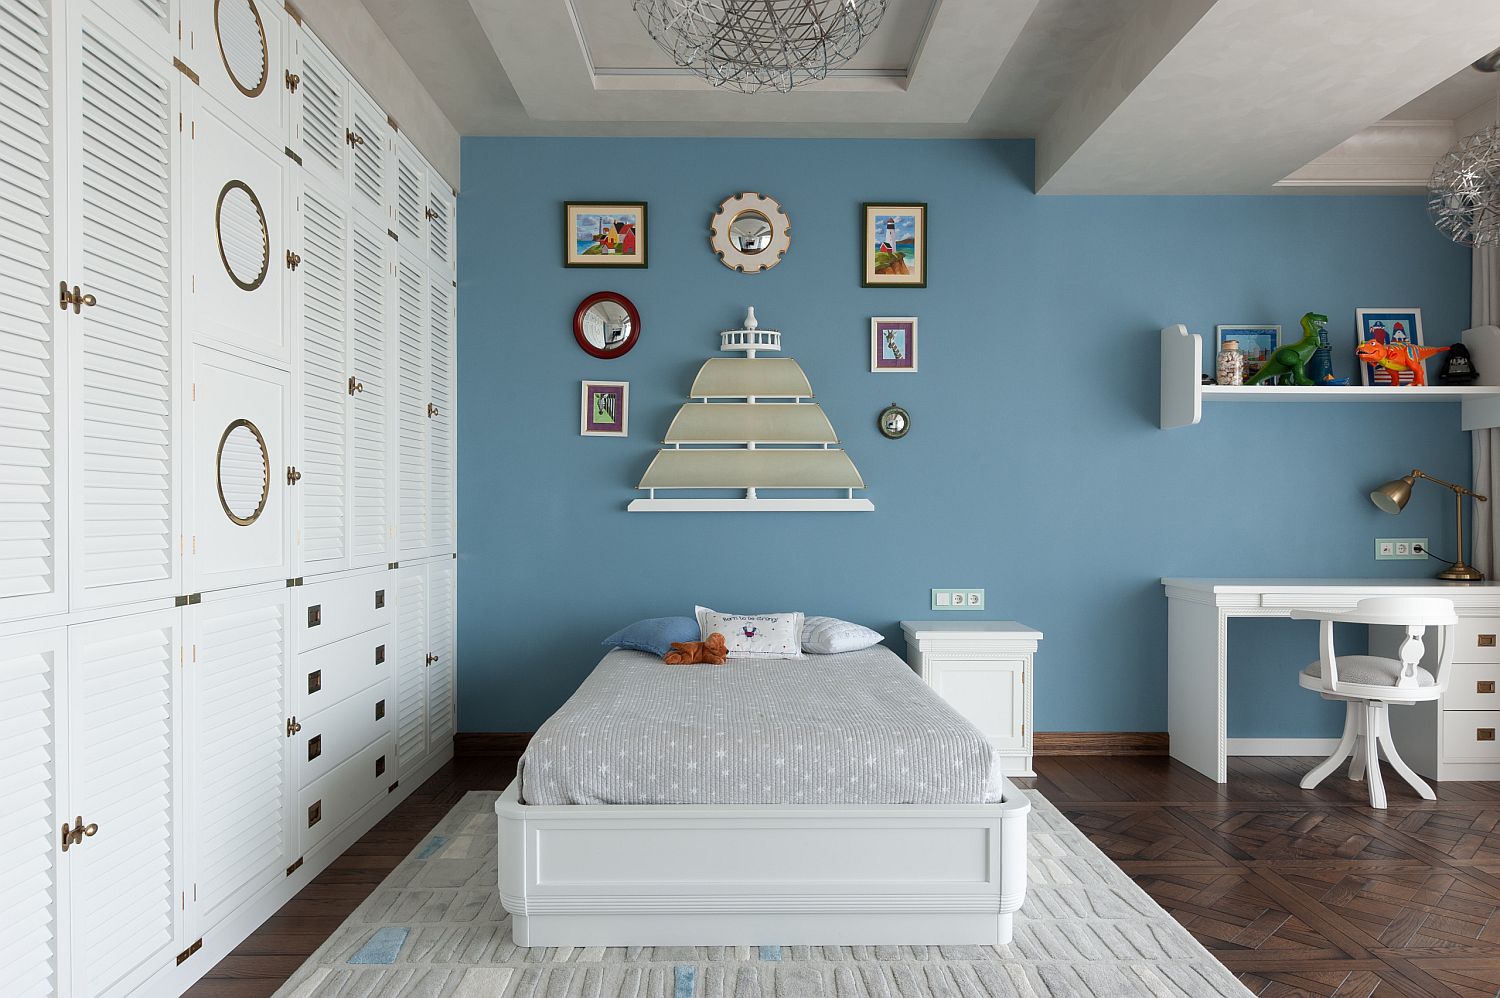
[628,309,873,512]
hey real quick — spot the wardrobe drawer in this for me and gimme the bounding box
[1454,617,1500,663]
[1441,710,1500,763]
[1445,662,1500,710]
[296,571,392,652]
[299,733,395,854]
[299,679,393,789]
[299,625,391,718]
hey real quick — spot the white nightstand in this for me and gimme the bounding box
[901,620,1042,778]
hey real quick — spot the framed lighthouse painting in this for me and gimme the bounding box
[565,202,648,268]
[862,203,926,287]
[1356,308,1424,385]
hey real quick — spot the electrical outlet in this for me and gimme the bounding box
[1375,537,1428,561]
[931,588,985,610]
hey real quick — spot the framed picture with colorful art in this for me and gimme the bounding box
[1215,325,1280,379]
[1356,308,1424,385]
[580,381,629,436]
[870,317,918,372]
[565,202,647,267]
[862,203,926,287]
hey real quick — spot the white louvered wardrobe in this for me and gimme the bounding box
[0,0,459,994]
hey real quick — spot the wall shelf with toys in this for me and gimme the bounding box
[1160,324,1500,430]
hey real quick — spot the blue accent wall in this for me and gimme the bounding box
[456,137,1472,737]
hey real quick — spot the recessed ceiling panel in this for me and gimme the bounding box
[572,0,936,76]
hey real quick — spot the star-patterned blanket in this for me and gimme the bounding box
[518,647,1003,805]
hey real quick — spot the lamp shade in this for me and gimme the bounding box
[1370,475,1416,514]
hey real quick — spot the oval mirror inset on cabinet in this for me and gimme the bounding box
[573,291,641,359]
[215,0,269,97]
[216,180,270,291]
[217,418,271,525]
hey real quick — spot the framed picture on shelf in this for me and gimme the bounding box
[1216,325,1280,380]
[870,317,918,372]
[580,381,629,436]
[862,203,926,287]
[1356,308,1423,385]
[565,202,647,267]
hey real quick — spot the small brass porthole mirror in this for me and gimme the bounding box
[216,180,270,292]
[217,418,270,526]
[710,193,790,272]
[878,402,909,440]
[215,0,269,98]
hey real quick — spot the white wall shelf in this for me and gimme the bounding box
[1160,324,1500,430]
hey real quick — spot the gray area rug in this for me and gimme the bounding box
[274,790,1250,997]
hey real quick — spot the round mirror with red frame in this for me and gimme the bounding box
[574,291,641,359]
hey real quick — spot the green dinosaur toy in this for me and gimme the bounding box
[1245,312,1327,386]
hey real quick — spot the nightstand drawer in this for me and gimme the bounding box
[1446,662,1500,710]
[1441,710,1500,763]
[1454,617,1500,663]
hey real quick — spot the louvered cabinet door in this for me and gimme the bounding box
[394,253,428,559]
[0,0,64,623]
[295,175,348,575]
[393,136,427,259]
[185,590,292,936]
[426,273,454,557]
[348,217,390,568]
[188,346,290,591]
[426,560,455,748]
[186,90,288,363]
[394,562,427,774]
[182,0,287,144]
[424,165,454,275]
[0,626,64,998]
[65,607,182,998]
[64,3,179,610]
[291,27,347,189]
[348,87,389,227]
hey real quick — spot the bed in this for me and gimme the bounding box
[496,646,1029,946]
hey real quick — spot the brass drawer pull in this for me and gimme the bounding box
[308,800,322,826]
[1479,728,1496,742]
[307,734,322,760]
[1479,634,1496,647]
[1479,680,1497,694]
[375,644,386,665]
[308,670,322,694]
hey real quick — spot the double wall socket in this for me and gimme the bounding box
[1375,537,1428,561]
[932,588,984,610]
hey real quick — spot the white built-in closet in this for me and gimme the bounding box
[0,0,458,993]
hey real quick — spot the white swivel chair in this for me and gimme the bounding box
[1289,596,1456,809]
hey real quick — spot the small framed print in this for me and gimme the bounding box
[870,317,918,372]
[1216,325,1280,379]
[863,203,926,287]
[580,381,629,436]
[565,202,647,267]
[1356,308,1423,385]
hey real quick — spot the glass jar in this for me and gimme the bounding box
[1216,339,1245,386]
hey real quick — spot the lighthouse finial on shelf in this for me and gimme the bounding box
[744,306,758,331]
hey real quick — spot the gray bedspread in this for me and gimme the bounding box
[517,646,1003,805]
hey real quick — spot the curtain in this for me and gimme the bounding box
[1473,245,1500,576]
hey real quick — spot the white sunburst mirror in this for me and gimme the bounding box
[710,193,790,272]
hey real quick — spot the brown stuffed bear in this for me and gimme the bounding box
[664,632,728,666]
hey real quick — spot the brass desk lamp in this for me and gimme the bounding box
[1369,470,1489,581]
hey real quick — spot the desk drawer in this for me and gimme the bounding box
[1454,617,1500,663]
[1441,710,1500,763]
[296,570,392,653]
[300,625,391,719]
[299,679,393,789]
[1445,662,1500,710]
[300,733,395,854]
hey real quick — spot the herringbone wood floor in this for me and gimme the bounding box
[184,752,1500,998]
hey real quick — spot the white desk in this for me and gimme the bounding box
[1162,578,1500,782]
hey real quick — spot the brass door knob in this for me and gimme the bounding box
[348,376,364,395]
[58,281,97,314]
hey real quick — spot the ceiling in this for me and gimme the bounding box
[357,0,1500,193]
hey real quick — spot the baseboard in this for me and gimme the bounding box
[454,731,534,756]
[1226,737,1340,756]
[1033,732,1168,756]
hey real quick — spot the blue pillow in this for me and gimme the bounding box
[601,616,701,658]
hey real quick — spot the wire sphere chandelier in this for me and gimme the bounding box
[633,0,888,95]
[1429,48,1500,247]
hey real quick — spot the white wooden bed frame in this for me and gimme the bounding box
[495,780,1030,947]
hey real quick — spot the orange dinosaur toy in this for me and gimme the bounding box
[664,632,728,666]
[1355,340,1448,387]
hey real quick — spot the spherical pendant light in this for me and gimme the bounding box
[1429,47,1500,247]
[633,0,888,95]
